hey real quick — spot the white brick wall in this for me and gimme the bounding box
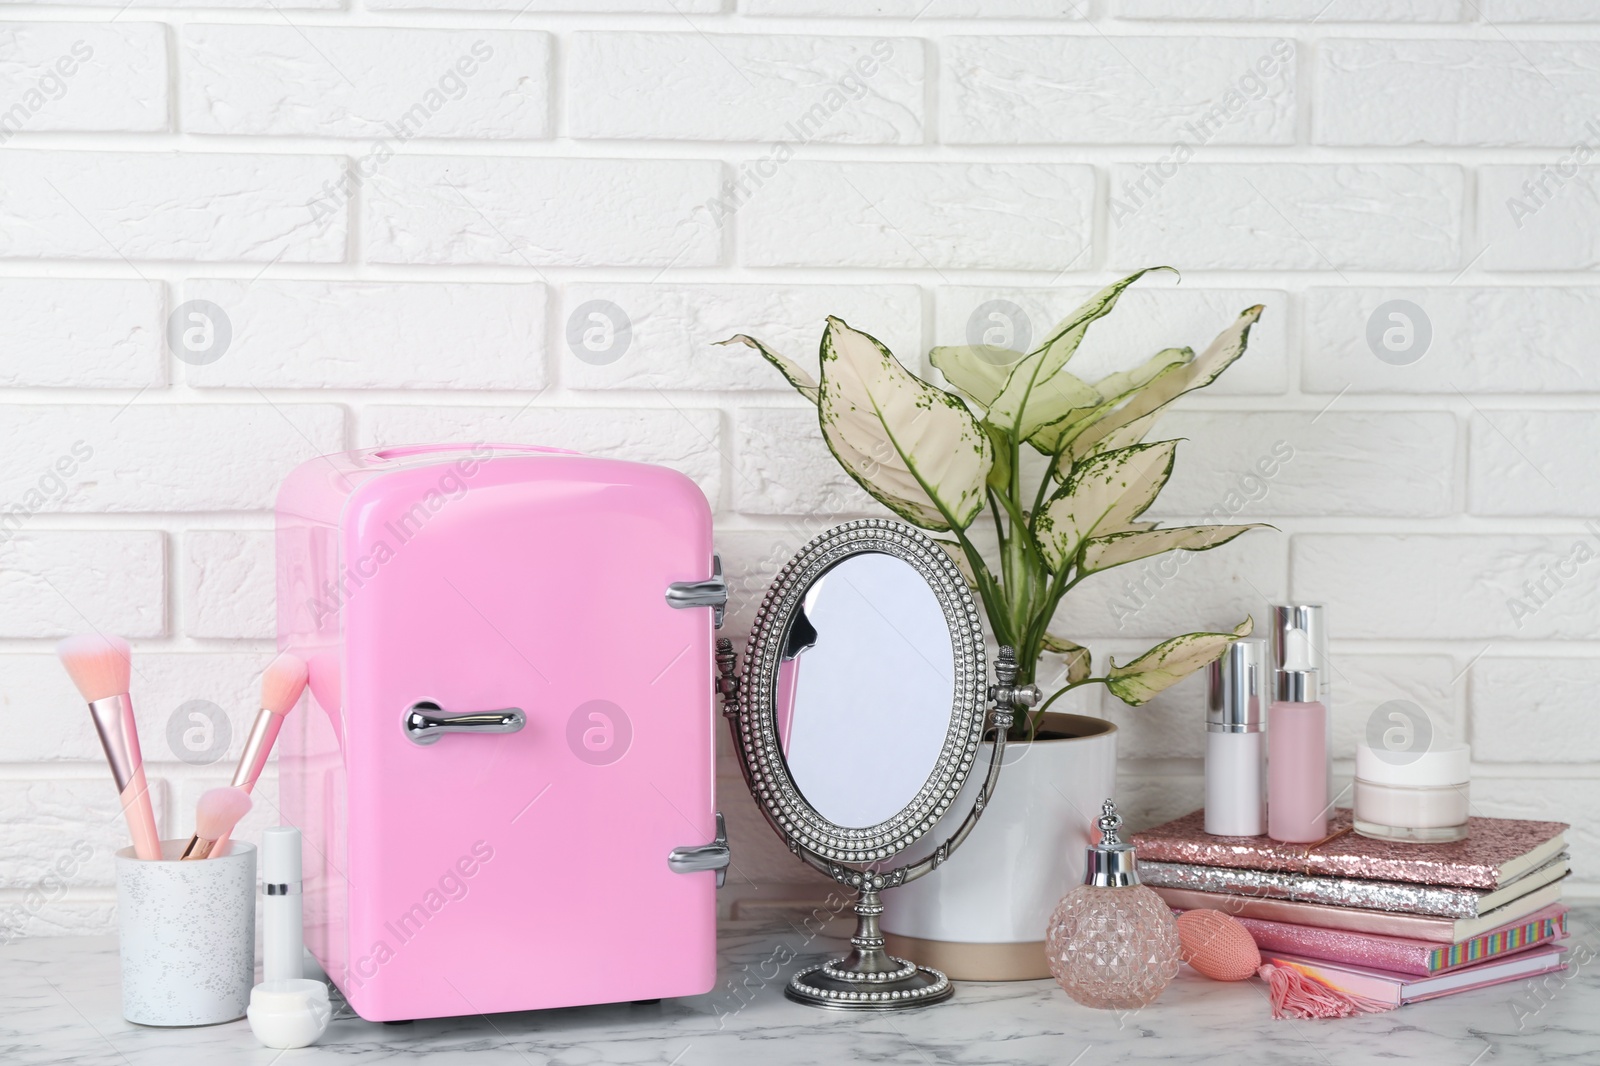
[182,280,547,389]
[3,7,1599,938]
[1317,40,1600,147]
[1110,164,1465,270]
[0,152,348,261]
[1304,287,1600,393]
[742,161,1096,269]
[560,283,922,390]
[0,23,167,134]
[364,157,724,266]
[1118,0,1462,18]
[568,33,924,144]
[942,36,1296,146]
[1479,164,1600,271]
[180,27,554,140]
[0,279,164,387]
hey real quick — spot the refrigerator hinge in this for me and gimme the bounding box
[666,554,728,628]
[667,811,730,888]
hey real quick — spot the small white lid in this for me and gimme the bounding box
[262,825,302,883]
[250,978,329,1012]
[248,979,332,1049]
[1356,740,1471,787]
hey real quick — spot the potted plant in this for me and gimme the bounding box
[724,267,1268,978]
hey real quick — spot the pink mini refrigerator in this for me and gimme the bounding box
[275,444,730,1022]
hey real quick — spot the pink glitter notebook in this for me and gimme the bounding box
[1261,944,1566,1008]
[1224,904,1569,977]
[1131,809,1567,890]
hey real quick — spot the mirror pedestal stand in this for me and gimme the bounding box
[723,517,1043,1013]
[785,885,951,1009]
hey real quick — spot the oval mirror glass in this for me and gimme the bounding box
[775,552,955,829]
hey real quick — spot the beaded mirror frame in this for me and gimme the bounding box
[720,519,1039,1011]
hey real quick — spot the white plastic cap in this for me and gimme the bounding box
[1356,740,1471,787]
[262,825,302,884]
[248,979,331,1050]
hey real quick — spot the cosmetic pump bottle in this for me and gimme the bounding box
[1267,626,1329,844]
[261,826,305,982]
[1205,638,1266,837]
[1272,604,1332,803]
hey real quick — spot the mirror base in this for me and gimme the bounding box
[784,963,952,1011]
[784,888,954,1011]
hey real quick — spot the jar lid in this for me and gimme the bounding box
[1356,740,1471,787]
[250,978,330,1013]
[248,979,332,1049]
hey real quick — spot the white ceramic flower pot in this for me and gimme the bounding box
[882,712,1117,980]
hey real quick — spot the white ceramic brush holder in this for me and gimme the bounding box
[115,840,256,1026]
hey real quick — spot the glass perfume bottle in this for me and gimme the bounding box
[1045,800,1181,1010]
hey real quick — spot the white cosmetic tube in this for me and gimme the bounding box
[261,826,304,983]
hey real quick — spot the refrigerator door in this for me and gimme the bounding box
[337,453,717,1020]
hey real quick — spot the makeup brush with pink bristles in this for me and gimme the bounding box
[181,787,253,860]
[57,633,162,861]
[205,652,308,857]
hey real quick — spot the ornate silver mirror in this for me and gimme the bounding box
[720,519,1039,1010]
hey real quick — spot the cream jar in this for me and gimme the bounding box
[247,979,332,1049]
[1353,741,1470,843]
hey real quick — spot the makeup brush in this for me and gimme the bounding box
[209,653,308,856]
[181,787,253,860]
[57,633,162,861]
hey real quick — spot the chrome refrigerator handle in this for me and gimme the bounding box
[403,701,526,746]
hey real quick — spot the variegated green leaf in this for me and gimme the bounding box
[1031,347,1193,457]
[1009,372,1101,443]
[1033,441,1178,573]
[1070,305,1262,463]
[1042,634,1091,685]
[1106,618,1254,706]
[719,334,819,403]
[987,268,1173,442]
[1079,409,1162,461]
[1091,347,1195,407]
[981,420,1012,492]
[818,316,993,532]
[1080,524,1267,574]
[929,345,1025,409]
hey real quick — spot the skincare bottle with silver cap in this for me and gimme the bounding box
[261,826,304,983]
[1205,638,1266,837]
[1272,604,1332,802]
[1267,626,1329,844]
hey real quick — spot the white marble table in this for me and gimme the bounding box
[4,908,1596,1065]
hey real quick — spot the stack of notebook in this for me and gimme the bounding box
[1130,809,1571,1007]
